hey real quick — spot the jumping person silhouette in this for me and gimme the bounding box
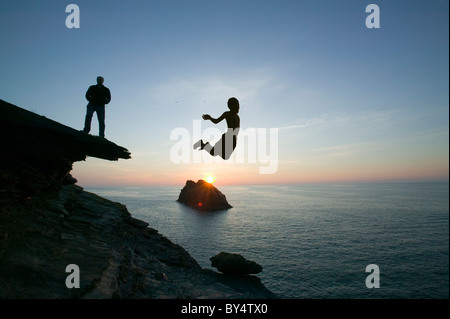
[193,97,240,160]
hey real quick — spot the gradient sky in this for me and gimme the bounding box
[1,0,448,186]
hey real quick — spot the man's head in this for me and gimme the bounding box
[97,76,104,85]
[227,97,239,114]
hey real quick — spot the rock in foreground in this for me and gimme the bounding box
[210,252,263,276]
[177,180,232,211]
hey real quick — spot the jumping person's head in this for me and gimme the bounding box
[228,97,239,114]
[97,76,104,85]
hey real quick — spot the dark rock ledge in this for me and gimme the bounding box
[0,99,276,299]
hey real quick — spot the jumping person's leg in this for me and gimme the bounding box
[193,140,204,150]
[194,131,238,160]
[203,142,213,153]
[193,140,213,151]
[210,132,237,160]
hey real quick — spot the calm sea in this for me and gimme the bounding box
[86,182,449,299]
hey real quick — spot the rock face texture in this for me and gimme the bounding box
[0,99,131,206]
[0,100,275,299]
[177,180,232,211]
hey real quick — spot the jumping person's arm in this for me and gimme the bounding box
[202,112,227,124]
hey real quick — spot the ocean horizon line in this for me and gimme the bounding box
[82,179,449,189]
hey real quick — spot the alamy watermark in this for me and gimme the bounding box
[65,4,380,30]
[65,264,80,289]
[170,120,279,174]
[365,4,380,29]
[66,3,380,29]
[65,4,80,29]
[365,264,380,288]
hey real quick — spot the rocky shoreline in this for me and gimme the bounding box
[0,99,276,299]
[1,184,275,298]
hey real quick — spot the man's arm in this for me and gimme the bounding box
[105,88,111,105]
[85,86,93,102]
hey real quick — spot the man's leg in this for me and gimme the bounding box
[96,105,105,137]
[83,103,95,133]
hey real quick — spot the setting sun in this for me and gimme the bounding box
[205,175,216,184]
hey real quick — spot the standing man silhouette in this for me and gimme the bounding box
[83,76,111,138]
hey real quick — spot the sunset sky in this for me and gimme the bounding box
[1,0,448,186]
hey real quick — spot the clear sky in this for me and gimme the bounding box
[1,0,448,186]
